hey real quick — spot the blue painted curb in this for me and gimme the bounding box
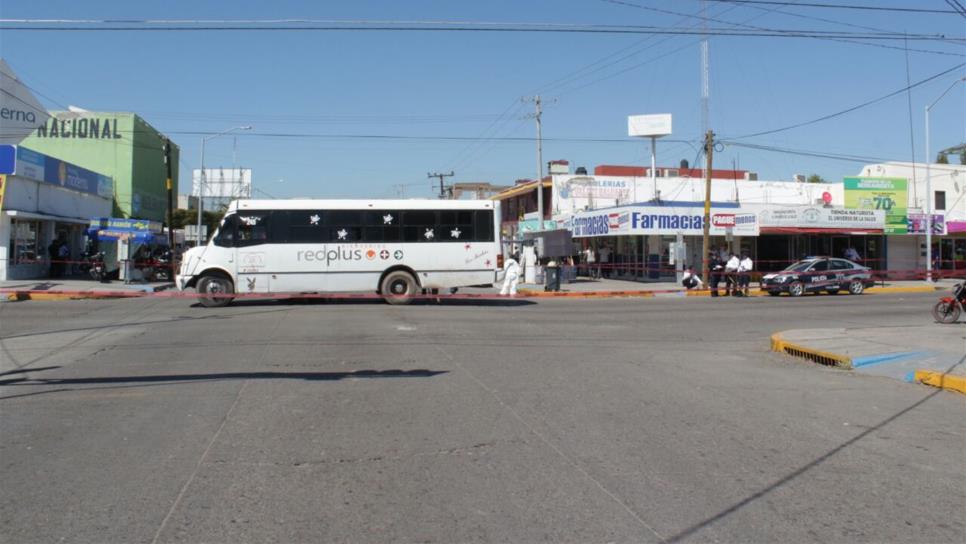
[852,351,930,369]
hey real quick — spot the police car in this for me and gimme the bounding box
[761,257,875,297]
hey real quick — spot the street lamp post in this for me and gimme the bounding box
[924,77,964,282]
[196,126,252,245]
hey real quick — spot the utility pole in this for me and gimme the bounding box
[701,130,715,287]
[525,95,554,229]
[163,139,175,251]
[428,171,454,199]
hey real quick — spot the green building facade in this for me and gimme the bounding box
[20,112,179,222]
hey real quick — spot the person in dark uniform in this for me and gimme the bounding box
[709,253,724,297]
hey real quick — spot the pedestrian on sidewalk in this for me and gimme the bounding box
[738,252,754,297]
[57,240,70,277]
[709,253,724,297]
[599,244,612,278]
[500,253,521,296]
[583,246,597,279]
[844,246,861,263]
[682,266,703,290]
[724,252,740,296]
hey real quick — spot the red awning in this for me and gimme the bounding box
[761,227,883,235]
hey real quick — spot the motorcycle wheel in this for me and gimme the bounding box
[932,301,962,324]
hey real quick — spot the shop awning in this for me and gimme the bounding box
[4,210,91,225]
[761,227,883,235]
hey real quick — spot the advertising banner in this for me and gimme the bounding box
[757,206,884,230]
[906,213,945,235]
[843,177,907,234]
[570,206,758,238]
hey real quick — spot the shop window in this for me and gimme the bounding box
[9,220,40,264]
[935,191,946,211]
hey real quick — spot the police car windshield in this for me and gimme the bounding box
[784,261,813,272]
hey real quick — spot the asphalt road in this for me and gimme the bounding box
[1,292,964,543]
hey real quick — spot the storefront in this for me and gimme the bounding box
[754,206,886,272]
[569,204,759,280]
[0,145,113,280]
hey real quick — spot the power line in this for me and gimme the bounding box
[725,61,966,140]
[701,0,958,14]
[0,22,960,42]
[944,0,966,18]
[602,0,966,57]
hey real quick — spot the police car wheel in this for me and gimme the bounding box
[788,282,804,297]
[848,280,864,295]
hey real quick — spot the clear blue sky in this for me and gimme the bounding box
[1,0,964,198]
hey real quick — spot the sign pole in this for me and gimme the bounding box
[701,130,714,287]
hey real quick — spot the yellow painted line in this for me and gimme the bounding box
[914,370,966,395]
[865,286,939,294]
[770,332,853,369]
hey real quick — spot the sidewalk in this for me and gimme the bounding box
[1,278,174,301]
[772,325,966,395]
[517,276,956,298]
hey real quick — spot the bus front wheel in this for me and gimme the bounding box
[197,275,235,308]
[381,270,417,305]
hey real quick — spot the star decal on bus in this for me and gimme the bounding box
[383,214,394,225]
[336,228,348,240]
[309,214,320,225]
[424,228,435,240]
[450,228,461,239]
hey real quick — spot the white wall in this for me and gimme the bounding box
[552,174,842,217]
[4,174,112,219]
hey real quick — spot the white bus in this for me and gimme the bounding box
[176,199,503,306]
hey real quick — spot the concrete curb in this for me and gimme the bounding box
[2,290,149,302]
[771,332,966,395]
[769,332,853,368]
[913,370,966,395]
[518,285,938,299]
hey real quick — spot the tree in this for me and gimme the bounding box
[806,174,826,184]
[936,152,949,164]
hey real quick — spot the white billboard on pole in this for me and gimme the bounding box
[0,59,51,145]
[628,114,672,137]
[192,168,252,198]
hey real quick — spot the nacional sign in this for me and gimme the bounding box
[570,206,759,238]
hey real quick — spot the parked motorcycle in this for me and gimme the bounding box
[89,252,109,283]
[932,282,965,324]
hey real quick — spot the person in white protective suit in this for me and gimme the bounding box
[500,253,521,296]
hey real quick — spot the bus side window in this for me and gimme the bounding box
[236,213,270,247]
[475,210,494,242]
[213,215,236,247]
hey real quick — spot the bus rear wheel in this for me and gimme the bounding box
[381,270,418,305]
[197,275,235,308]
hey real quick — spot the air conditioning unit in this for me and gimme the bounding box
[665,168,679,177]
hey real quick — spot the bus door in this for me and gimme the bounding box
[232,211,272,294]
